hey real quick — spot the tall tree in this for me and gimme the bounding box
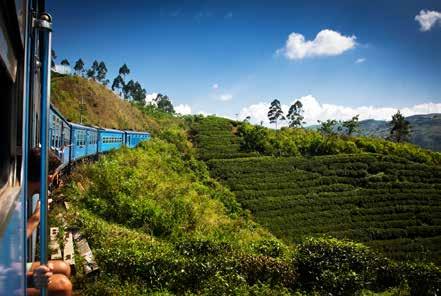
[342,115,360,136]
[111,75,124,96]
[155,94,175,113]
[389,110,411,142]
[123,79,135,100]
[97,61,108,82]
[60,59,70,66]
[51,49,57,68]
[73,58,85,76]
[118,64,130,82]
[87,60,99,80]
[318,119,338,135]
[287,100,305,128]
[131,81,146,104]
[267,99,285,129]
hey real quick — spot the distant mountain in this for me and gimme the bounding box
[356,114,441,152]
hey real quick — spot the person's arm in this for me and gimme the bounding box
[26,201,40,239]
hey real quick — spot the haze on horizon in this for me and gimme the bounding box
[48,0,441,126]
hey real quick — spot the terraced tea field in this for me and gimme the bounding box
[191,116,258,160]
[208,154,441,263]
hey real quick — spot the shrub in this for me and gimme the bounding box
[294,237,399,295]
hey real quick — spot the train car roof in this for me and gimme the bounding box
[98,127,125,133]
[69,122,98,131]
[124,130,151,135]
[50,105,70,125]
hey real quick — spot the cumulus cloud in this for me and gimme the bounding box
[212,83,219,89]
[415,10,441,31]
[277,29,357,60]
[355,58,366,64]
[175,104,192,115]
[145,93,158,105]
[239,95,441,127]
[219,94,233,101]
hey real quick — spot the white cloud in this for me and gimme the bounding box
[212,83,219,89]
[239,95,441,127]
[355,58,366,64]
[415,10,441,31]
[219,93,233,101]
[277,29,357,60]
[175,104,192,115]
[145,93,158,105]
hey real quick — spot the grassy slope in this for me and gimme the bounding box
[192,116,441,264]
[51,75,161,132]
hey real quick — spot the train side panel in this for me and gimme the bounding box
[70,124,98,160]
[124,131,150,148]
[49,107,71,166]
[99,129,124,153]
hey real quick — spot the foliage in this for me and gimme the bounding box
[294,237,400,295]
[318,119,340,135]
[268,99,286,128]
[155,93,175,114]
[390,111,411,143]
[111,74,124,95]
[73,58,85,76]
[342,115,360,136]
[208,153,441,263]
[96,61,108,83]
[287,100,305,128]
[235,123,441,165]
[60,58,70,66]
[118,63,130,79]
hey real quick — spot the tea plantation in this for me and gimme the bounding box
[208,154,441,263]
[190,116,259,160]
[192,117,441,264]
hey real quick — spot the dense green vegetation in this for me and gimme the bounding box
[56,140,440,295]
[189,116,259,160]
[51,78,441,295]
[208,154,441,263]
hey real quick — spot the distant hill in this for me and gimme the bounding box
[357,114,441,152]
[308,114,441,152]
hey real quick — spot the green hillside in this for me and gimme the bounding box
[49,78,441,295]
[209,155,441,263]
[191,116,441,264]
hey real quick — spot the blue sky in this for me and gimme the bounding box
[48,0,441,124]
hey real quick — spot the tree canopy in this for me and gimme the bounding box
[73,59,85,75]
[267,99,285,129]
[287,100,305,128]
[389,110,411,143]
[155,94,175,113]
[342,115,360,136]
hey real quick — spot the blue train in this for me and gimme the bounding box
[50,106,150,164]
[0,1,149,294]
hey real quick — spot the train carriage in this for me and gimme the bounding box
[124,130,151,148]
[70,123,98,161]
[99,128,124,153]
[49,106,71,165]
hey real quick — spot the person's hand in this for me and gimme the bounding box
[33,265,53,288]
